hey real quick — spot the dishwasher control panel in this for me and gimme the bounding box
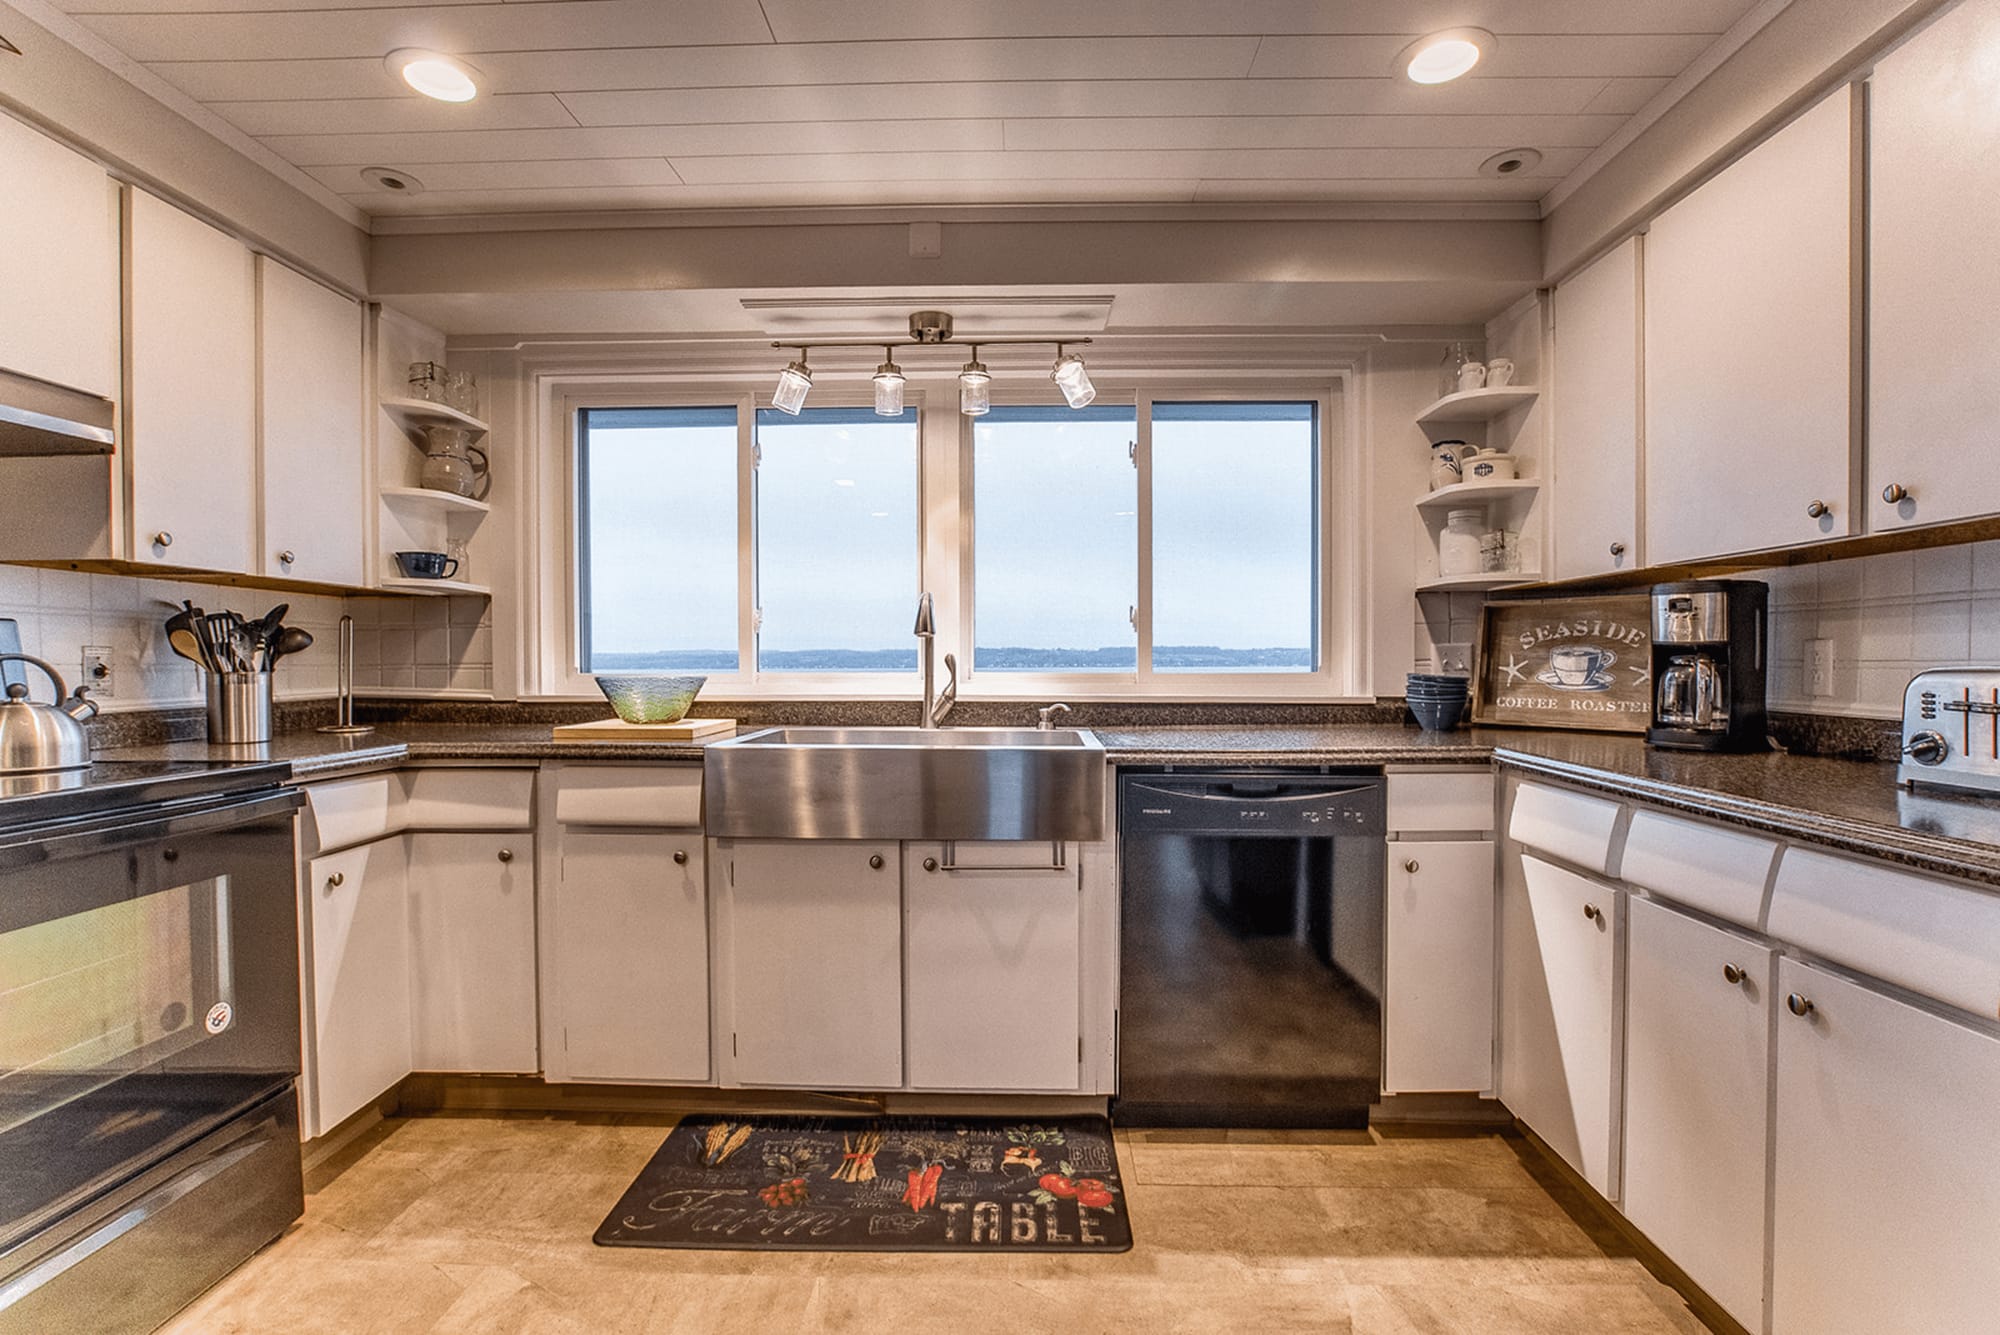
[1119,772,1385,838]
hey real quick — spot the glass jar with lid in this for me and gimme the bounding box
[1438,508,1488,577]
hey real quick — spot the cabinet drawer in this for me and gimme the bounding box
[1620,809,1778,929]
[1387,769,1495,834]
[553,765,702,828]
[301,773,400,853]
[404,768,534,830]
[1768,848,2000,1020]
[1507,781,1623,875]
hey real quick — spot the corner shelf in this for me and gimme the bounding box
[1415,479,1541,512]
[1416,573,1536,593]
[1416,386,1540,425]
[380,485,492,517]
[380,396,491,439]
[379,577,492,597]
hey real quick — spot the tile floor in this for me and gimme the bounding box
[160,1114,1714,1334]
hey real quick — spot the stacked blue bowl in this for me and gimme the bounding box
[1407,672,1471,732]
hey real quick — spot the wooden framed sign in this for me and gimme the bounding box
[1472,595,1654,733]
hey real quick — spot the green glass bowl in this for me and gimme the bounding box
[593,674,706,724]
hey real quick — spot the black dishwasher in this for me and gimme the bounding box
[1117,770,1385,1128]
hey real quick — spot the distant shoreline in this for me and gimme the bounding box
[590,646,1314,672]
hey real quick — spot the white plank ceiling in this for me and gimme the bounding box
[47,0,1776,219]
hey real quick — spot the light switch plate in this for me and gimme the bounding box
[82,645,114,698]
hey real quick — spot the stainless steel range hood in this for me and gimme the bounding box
[0,367,116,457]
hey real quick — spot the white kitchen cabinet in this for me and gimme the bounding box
[302,837,411,1138]
[1770,957,2000,1335]
[405,833,538,1073]
[1384,839,1494,1093]
[551,830,710,1083]
[0,113,119,398]
[1621,897,1772,1332]
[1499,854,1621,1199]
[1643,89,1853,564]
[127,189,257,573]
[1550,237,1642,579]
[1866,0,2000,529]
[903,842,1080,1091]
[722,840,903,1089]
[258,256,365,585]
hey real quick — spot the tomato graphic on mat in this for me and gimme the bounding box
[1039,1173,1079,1198]
[758,1177,809,1208]
[1073,1178,1114,1209]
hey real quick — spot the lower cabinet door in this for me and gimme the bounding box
[903,842,1081,1091]
[1384,839,1494,1093]
[1622,898,1772,1331]
[406,832,538,1074]
[725,840,903,1089]
[553,830,710,1083]
[304,837,411,1136]
[1771,958,2000,1335]
[1501,855,1621,1198]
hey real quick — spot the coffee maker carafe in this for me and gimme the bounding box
[1645,580,1768,752]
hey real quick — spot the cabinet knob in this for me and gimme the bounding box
[1722,963,1746,985]
[672,850,688,865]
[153,531,173,548]
[868,854,885,870]
[1786,992,1815,1018]
[1402,858,1420,874]
[1583,902,1603,924]
[326,872,345,888]
[1881,483,1910,504]
[497,848,514,863]
[278,549,297,565]
[923,856,940,873]
[1608,541,1626,558]
[1805,500,1830,519]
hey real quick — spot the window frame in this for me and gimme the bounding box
[955,382,1347,699]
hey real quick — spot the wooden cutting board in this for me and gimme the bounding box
[551,717,737,741]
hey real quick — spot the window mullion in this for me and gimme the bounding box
[1134,394,1155,686]
[738,394,758,679]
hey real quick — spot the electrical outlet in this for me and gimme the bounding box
[1806,638,1835,698]
[82,646,115,698]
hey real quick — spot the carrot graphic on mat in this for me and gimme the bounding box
[902,1163,943,1212]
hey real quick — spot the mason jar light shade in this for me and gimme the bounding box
[958,359,991,417]
[772,358,812,415]
[1052,352,1096,408]
[872,359,906,416]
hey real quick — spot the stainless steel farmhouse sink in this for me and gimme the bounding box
[704,726,1107,841]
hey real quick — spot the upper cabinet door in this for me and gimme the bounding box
[1867,0,2000,530]
[0,114,119,398]
[1644,89,1855,565]
[258,257,365,585]
[1551,237,1642,580]
[128,190,257,572]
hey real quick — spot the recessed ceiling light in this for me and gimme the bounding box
[1479,147,1543,178]
[1397,27,1493,85]
[359,165,425,195]
[386,48,481,102]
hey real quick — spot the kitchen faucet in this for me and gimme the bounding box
[1037,702,1073,730]
[913,592,956,728]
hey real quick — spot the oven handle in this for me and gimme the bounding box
[0,1115,274,1312]
[0,789,302,869]
[1125,780,1377,809]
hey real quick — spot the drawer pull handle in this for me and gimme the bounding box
[326,872,344,888]
[923,857,940,873]
[1583,902,1603,924]
[1609,541,1626,557]
[868,854,885,870]
[278,549,297,565]
[1786,992,1815,1018]
[1805,499,1830,519]
[928,841,1069,874]
[154,531,173,548]
[672,850,687,866]
[1402,858,1420,874]
[1722,963,1746,985]
[497,849,514,863]
[1881,483,1910,504]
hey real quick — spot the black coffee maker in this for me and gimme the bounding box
[1645,579,1768,752]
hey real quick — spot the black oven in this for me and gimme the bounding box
[0,768,305,1335]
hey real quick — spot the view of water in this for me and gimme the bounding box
[589,646,1313,673]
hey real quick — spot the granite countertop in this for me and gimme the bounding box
[94,720,2000,886]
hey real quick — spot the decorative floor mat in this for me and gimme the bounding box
[595,1114,1132,1252]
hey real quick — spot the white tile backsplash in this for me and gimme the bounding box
[1757,539,2000,718]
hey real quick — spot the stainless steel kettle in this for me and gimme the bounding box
[0,653,99,774]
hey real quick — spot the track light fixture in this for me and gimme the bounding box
[768,313,1094,418]
[872,348,905,416]
[772,352,812,415]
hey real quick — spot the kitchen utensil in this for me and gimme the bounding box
[1900,668,2000,796]
[0,653,98,773]
[319,615,373,736]
[394,551,459,580]
[206,671,272,745]
[1485,357,1515,387]
[594,674,707,724]
[419,426,490,500]
[270,627,314,665]
[1457,361,1487,393]
[166,627,206,666]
